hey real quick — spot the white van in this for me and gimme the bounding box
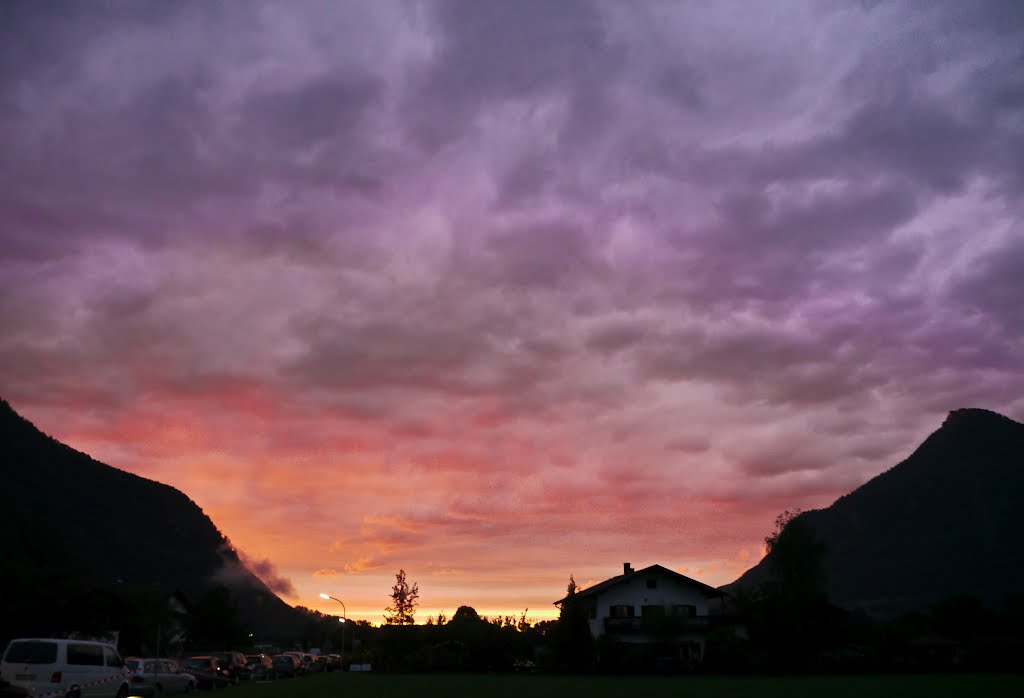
[0,638,131,698]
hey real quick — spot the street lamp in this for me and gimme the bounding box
[319,593,347,661]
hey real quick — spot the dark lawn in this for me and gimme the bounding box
[230,671,1024,698]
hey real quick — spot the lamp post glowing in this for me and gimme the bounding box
[319,593,347,661]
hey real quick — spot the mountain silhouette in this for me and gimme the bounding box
[0,397,305,640]
[727,408,1024,616]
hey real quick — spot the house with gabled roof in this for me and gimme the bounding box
[556,562,726,661]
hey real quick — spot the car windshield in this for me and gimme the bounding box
[3,641,58,664]
[183,659,207,668]
[126,659,141,670]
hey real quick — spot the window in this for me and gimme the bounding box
[104,646,123,668]
[68,644,104,666]
[102,642,122,667]
[587,606,597,620]
[609,604,635,618]
[646,579,657,589]
[2,641,58,664]
[641,604,665,618]
[672,604,697,617]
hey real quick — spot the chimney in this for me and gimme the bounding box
[623,562,633,576]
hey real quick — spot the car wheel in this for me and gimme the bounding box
[115,686,128,698]
[185,680,195,693]
[154,684,163,698]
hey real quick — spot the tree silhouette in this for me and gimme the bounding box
[184,585,243,650]
[750,509,835,669]
[384,569,419,625]
[451,605,481,624]
[552,575,594,671]
[764,508,827,602]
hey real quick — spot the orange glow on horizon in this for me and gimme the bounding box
[307,603,560,626]
[14,397,842,627]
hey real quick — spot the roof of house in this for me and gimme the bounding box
[554,564,725,605]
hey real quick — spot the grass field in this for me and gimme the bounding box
[227,671,1024,698]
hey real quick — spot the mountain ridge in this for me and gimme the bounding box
[0,397,305,641]
[726,407,1024,616]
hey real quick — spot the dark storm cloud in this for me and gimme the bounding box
[2,5,211,172]
[950,241,1024,336]
[0,1,186,85]
[735,449,825,478]
[461,219,609,290]
[244,74,382,150]
[584,317,651,355]
[699,96,1009,197]
[408,0,622,150]
[712,181,921,253]
[286,315,496,396]
[664,436,710,454]
[236,71,400,196]
[638,325,820,385]
[651,62,704,111]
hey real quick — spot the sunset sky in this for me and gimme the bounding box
[1,1,1022,623]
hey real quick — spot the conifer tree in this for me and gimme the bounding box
[384,569,419,625]
[553,575,594,670]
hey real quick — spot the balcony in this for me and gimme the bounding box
[604,615,710,634]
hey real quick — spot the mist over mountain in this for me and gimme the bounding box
[0,398,304,640]
[727,408,1024,616]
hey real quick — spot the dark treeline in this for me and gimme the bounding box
[705,511,1024,675]
[344,607,552,672]
[4,566,1024,675]
[276,589,1024,675]
[2,572,248,656]
[711,590,1024,675]
[3,512,1021,674]
[4,508,1022,675]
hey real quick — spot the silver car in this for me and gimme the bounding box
[125,658,196,697]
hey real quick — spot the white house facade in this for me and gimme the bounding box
[559,563,725,661]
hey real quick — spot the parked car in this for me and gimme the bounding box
[0,677,31,697]
[281,652,306,675]
[243,654,272,680]
[209,652,247,684]
[269,655,298,679]
[180,657,229,690]
[125,658,196,696]
[1,638,132,698]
